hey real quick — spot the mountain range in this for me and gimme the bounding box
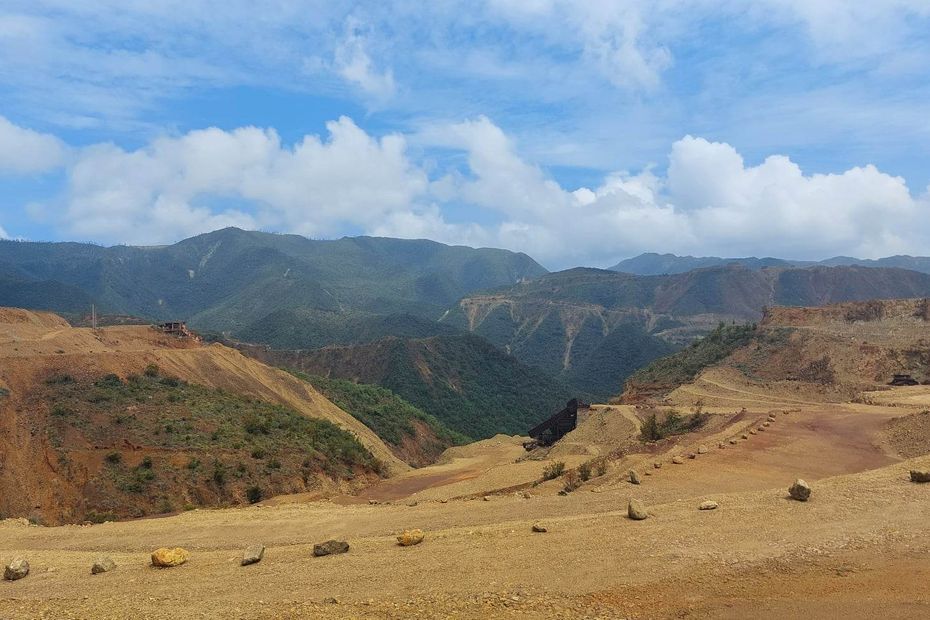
[610,252,930,276]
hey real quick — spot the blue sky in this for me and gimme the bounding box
[1,1,929,268]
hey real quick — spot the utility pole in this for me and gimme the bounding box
[91,304,96,329]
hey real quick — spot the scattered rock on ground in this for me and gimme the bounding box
[698,445,708,454]
[699,500,719,510]
[789,479,812,501]
[397,529,425,546]
[368,499,379,505]
[729,439,738,445]
[483,496,491,501]
[688,453,697,459]
[910,470,930,483]
[672,456,684,464]
[406,500,418,507]
[531,522,548,533]
[763,421,771,427]
[151,547,190,568]
[4,558,29,581]
[741,434,749,439]
[750,429,758,435]
[629,470,641,485]
[241,545,265,566]
[653,462,662,469]
[628,499,649,520]
[313,540,350,557]
[91,556,116,574]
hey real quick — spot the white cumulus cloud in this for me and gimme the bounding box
[0,115,65,174]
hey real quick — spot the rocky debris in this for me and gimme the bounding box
[397,529,425,546]
[653,462,662,469]
[151,547,189,568]
[758,426,766,432]
[629,470,641,485]
[910,470,930,483]
[789,479,812,501]
[313,540,350,557]
[323,597,339,605]
[531,522,548,533]
[4,558,29,581]
[729,439,738,445]
[763,421,771,427]
[741,434,749,439]
[718,443,726,449]
[521,491,532,499]
[483,496,491,501]
[627,499,649,520]
[671,456,684,464]
[699,500,719,510]
[241,545,265,566]
[644,470,653,476]
[91,556,116,574]
[698,445,708,454]
[406,500,418,507]
[688,453,697,459]
[750,429,758,435]
[368,499,379,505]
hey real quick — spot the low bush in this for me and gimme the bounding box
[246,485,263,504]
[562,469,581,493]
[578,461,592,482]
[542,461,566,480]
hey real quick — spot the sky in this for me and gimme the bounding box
[1,1,929,269]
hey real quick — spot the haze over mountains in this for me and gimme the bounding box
[4,227,930,427]
[611,252,930,276]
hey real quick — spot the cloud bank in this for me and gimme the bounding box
[3,115,928,268]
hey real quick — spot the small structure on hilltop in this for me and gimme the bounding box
[155,321,199,341]
[526,399,585,448]
[889,374,919,386]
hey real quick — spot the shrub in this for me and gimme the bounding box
[45,373,74,385]
[143,363,160,377]
[251,448,266,459]
[246,486,263,504]
[96,374,123,389]
[212,461,226,486]
[845,301,885,322]
[578,461,592,482]
[139,456,153,469]
[159,376,181,387]
[186,457,201,470]
[593,458,609,477]
[105,452,122,465]
[50,405,72,417]
[915,299,930,321]
[542,461,566,480]
[562,469,581,493]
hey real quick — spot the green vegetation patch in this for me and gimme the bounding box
[640,409,709,442]
[292,372,466,448]
[622,323,756,398]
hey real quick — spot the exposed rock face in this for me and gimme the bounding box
[91,557,116,574]
[699,501,719,510]
[532,522,548,533]
[151,547,190,567]
[629,470,641,485]
[789,479,812,501]
[241,545,265,566]
[4,558,29,581]
[397,529,425,546]
[628,499,649,520]
[313,540,350,557]
[910,470,930,483]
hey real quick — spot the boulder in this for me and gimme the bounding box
[531,522,548,533]
[241,544,265,566]
[688,453,697,459]
[627,499,649,520]
[699,500,719,510]
[653,462,662,469]
[741,434,749,440]
[91,556,116,574]
[671,456,684,464]
[629,470,641,485]
[4,558,29,581]
[313,540,350,557]
[698,445,708,454]
[789,479,812,501]
[151,547,189,568]
[910,470,930,483]
[397,529,425,546]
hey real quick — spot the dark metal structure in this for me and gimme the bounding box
[528,399,580,446]
[889,374,919,386]
[156,321,197,339]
